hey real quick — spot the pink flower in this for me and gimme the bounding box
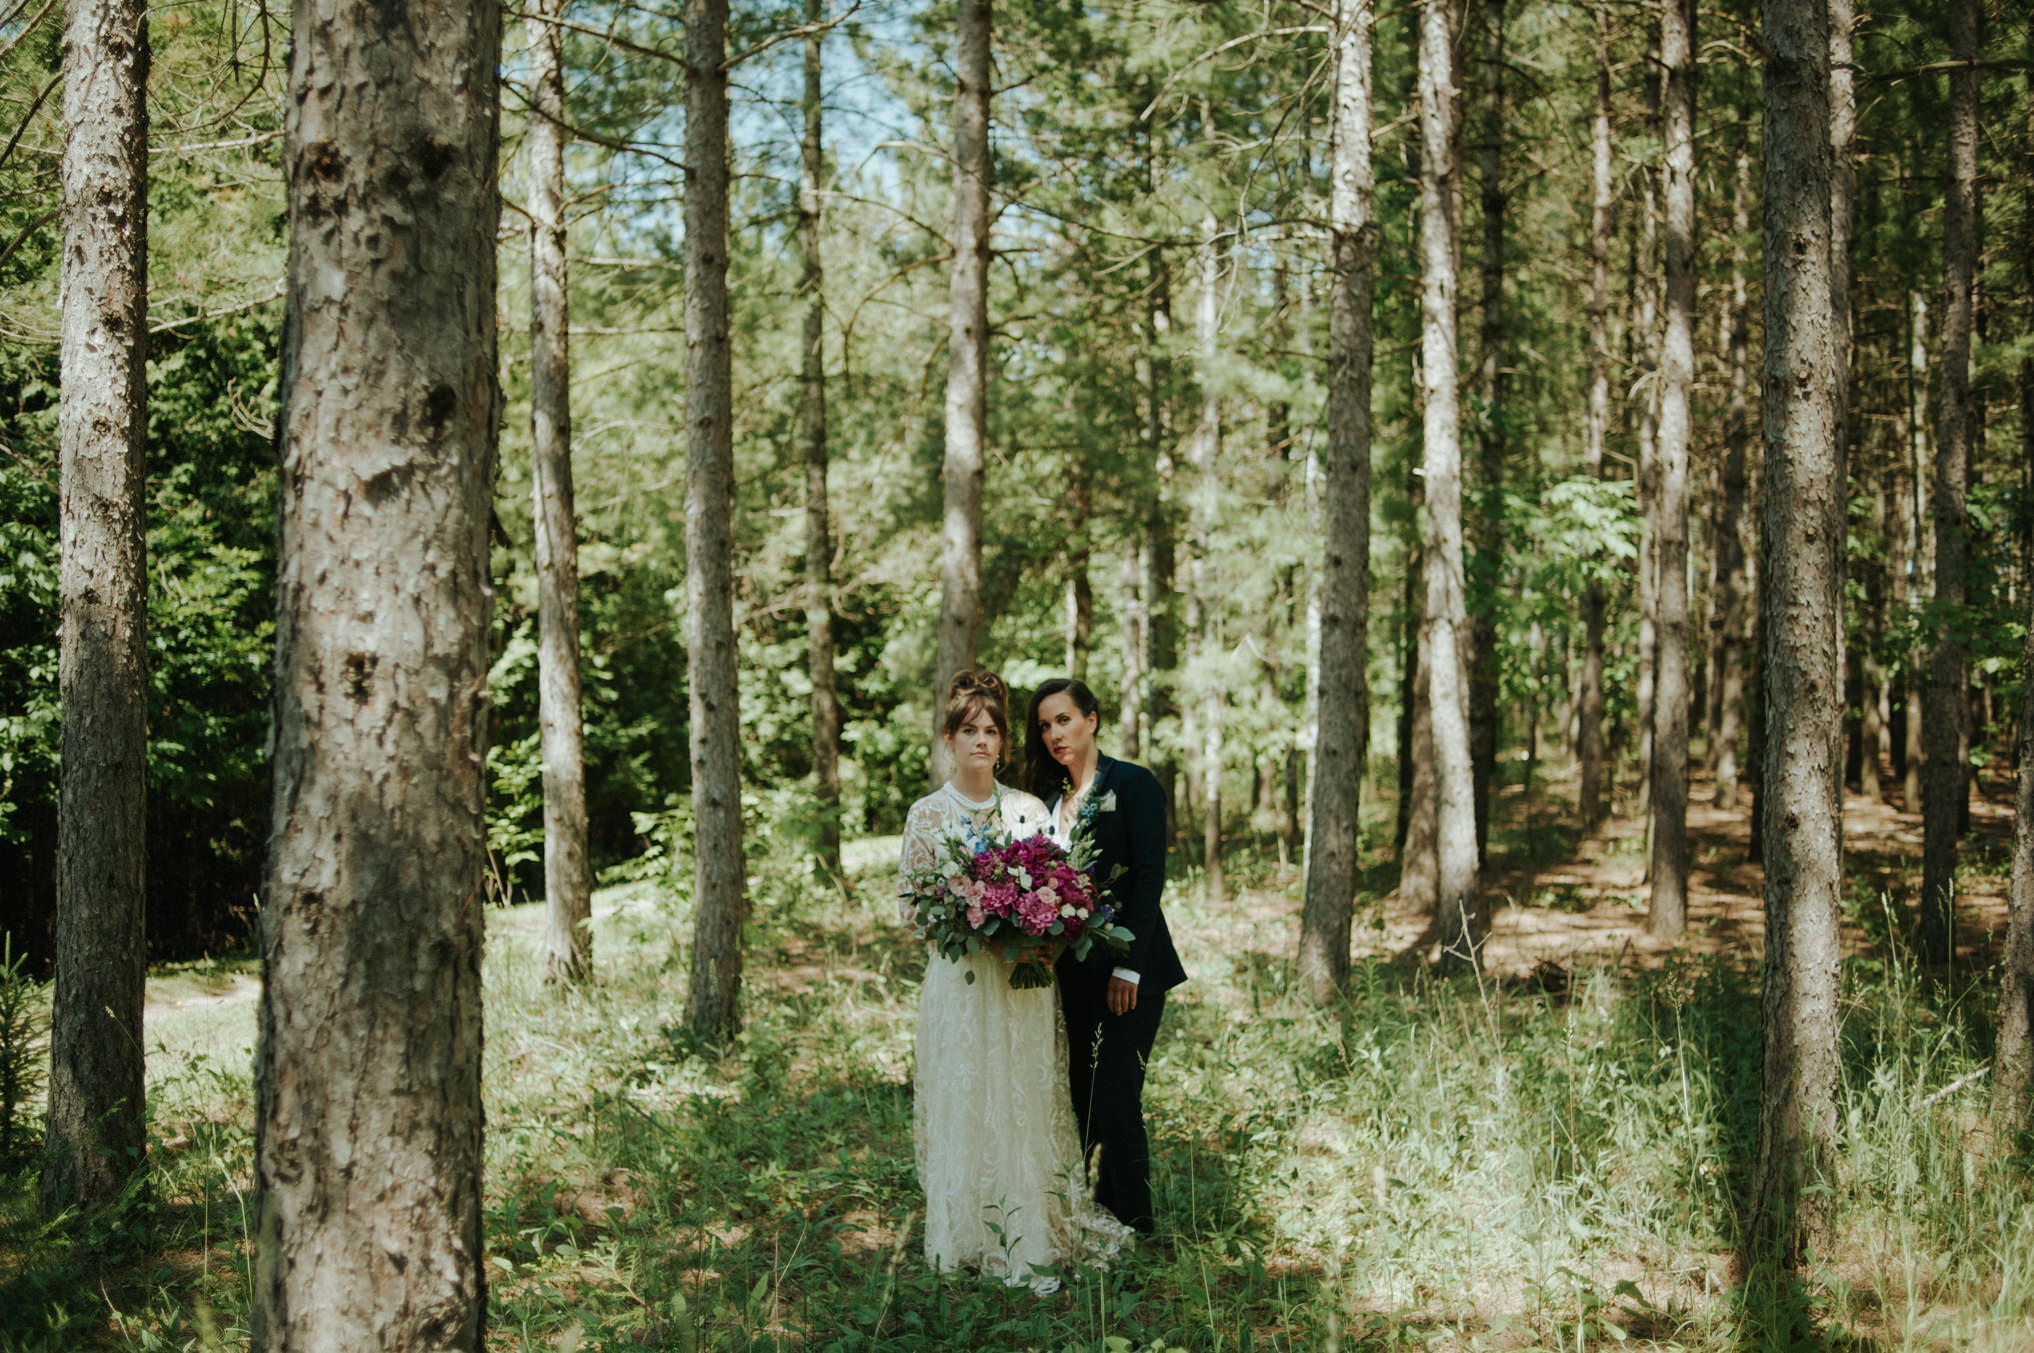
[966,904,986,928]
[982,880,1019,917]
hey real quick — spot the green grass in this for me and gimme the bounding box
[1,835,2030,1351]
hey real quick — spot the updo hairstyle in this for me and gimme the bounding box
[942,669,1012,749]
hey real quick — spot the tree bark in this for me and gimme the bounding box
[42,0,149,1216]
[1298,0,1375,1007]
[799,0,843,881]
[1904,290,1931,814]
[252,0,498,1336]
[1120,541,1144,756]
[931,0,991,787]
[529,0,591,985]
[1064,462,1092,679]
[1830,0,1860,799]
[1993,612,2034,1143]
[1634,176,1661,824]
[683,0,746,1041]
[1921,0,1980,966]
[1467,0,1506,868]
[1576,0,1612,830]
[1747,0,1843,1265]
[1189,214,1225,903]
[1419,0,1478,965]
[1143,244,1178,818]
[1708,139,1753,812]
[1993,41,2034,1138]
[1647,0,1694,937]
[1400,615,1439,913]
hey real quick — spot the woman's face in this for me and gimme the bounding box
[1035,691,1098,767]
[944,704,1003,772]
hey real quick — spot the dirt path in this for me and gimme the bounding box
[1347,766,2015,980]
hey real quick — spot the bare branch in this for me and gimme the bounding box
[1138,26,1328,122]
[723,0,860,70]
[0,70,60,176]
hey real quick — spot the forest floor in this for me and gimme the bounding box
[3,766,2028,1352]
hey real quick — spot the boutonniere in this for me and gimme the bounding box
[1097,790,1118,813]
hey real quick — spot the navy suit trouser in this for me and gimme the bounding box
[1060,975,1165,1234]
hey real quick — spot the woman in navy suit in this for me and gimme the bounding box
[1025,678,1186,1234]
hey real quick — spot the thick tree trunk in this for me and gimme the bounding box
[1747,0,1843,1265]
[1647,0,1695,937]
[1921,0,1979,966]
[42,0,149,1216]
[1708,141,1753,812]
[931,0,991,787]
[1189,215,1225,903]
[529,0,591,985]
[252,0,499,1336]
[1467,0,1506,868]
[683,0,746,1041]
[1298,0,1375,1006]
[800,1,843,880]
[1419,0,1478,965]
[1577,0,1612,829]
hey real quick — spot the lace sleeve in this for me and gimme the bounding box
[897,796,947,925]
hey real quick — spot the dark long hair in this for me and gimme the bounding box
[1023,677,1102,801]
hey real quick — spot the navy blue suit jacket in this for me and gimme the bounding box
[1055,755,1187,992]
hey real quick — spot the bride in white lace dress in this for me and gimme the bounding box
[899,670,1132,1288]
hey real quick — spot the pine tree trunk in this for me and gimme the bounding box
[931,0,991,787]
[1064,463,1092,680]
[1298,0,1375,1006]
[1647,0,1695,937]
[1994,611,2034,1142]
[1634,178,1660,826]
[683,0,746,1041]
[1577,0,1612,829]
[1120,541,1145,756]
[1467,0,1506,868]
[252,0,499,1335]
[42,0,149,1216]
[1904,290,1931,814]
[1830,0,1859,800]
[529,0,591,985]
[1401,619,1439,912]
[1747,0,1843,1265]
[1921,0,1980,965]
[800,0,843,880]
[1419,0,1478,964]
[1189,215,1225,903]
[1993,46,2034,1138]
[1708,140,1753,812]
[1144,238,1180,837]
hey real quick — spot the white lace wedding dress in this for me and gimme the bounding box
[899,781,1133,1288]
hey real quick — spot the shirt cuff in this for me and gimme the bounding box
[1111,967,1141,985]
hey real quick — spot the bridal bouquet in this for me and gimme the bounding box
[904,820,1133,989]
